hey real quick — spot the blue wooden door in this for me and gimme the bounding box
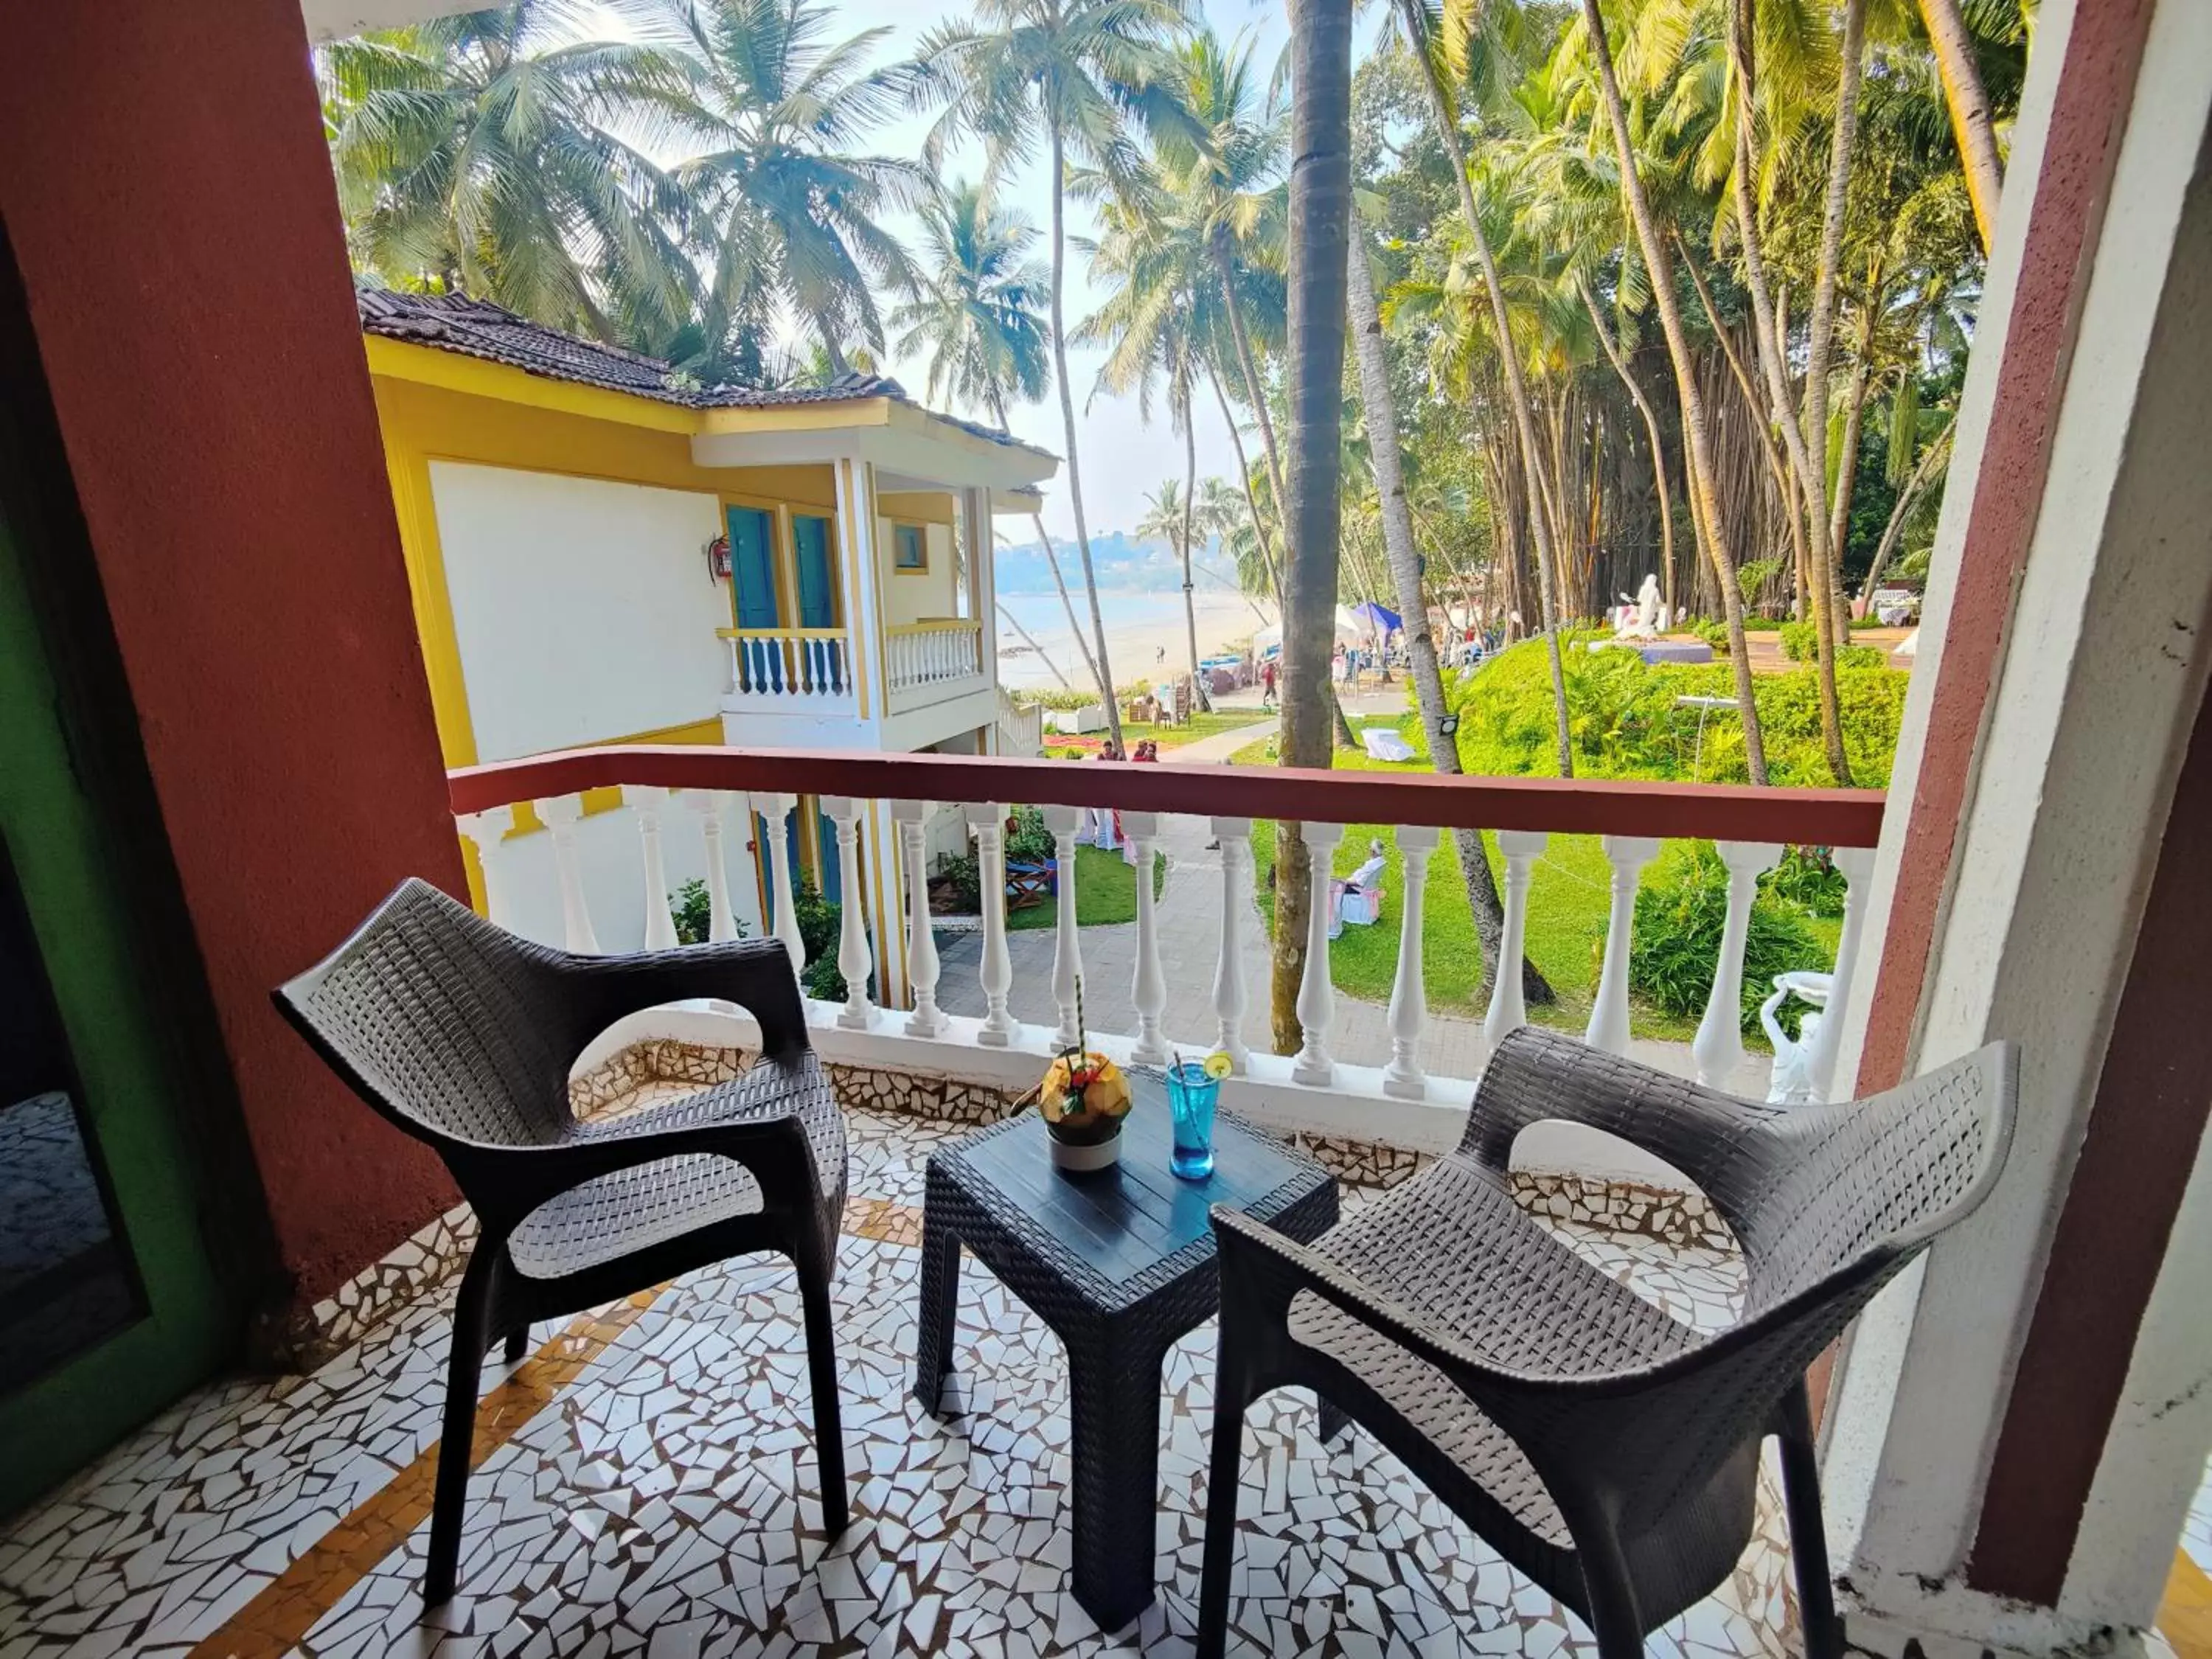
[816,804,841,905]
[792,515,835,628]
[726,507,778,629]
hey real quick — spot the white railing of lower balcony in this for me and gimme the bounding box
[717,626,853,701]
[448,745,1884,1157]
[885,619,984,696]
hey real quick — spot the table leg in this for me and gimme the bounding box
[912,1209,961,1416]
[1067,1344,1165,1634]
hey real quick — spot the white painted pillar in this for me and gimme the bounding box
[534,794,601,954]
[684,790,741,942]
[967,802,1015,1044]
[1484,830,1549,1044]
[1585,835,1661,1055]
[1694,841,1784,1087]
[824,796,876,1029]
[1211,816,1253,1071]
[1042,804,1085,1049]
[1292,822,1346,1086]
[1383,826,1439,1099]
[1125,811,1167,1062]
[750,791,802,976]
[453,806,514,926]
[1807,845,1877,1100]
[628,787,680,950]
[895,800,949,1037]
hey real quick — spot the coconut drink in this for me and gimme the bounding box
[1036,979,1132,1172]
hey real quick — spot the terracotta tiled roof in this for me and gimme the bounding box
[355,283,1045,456]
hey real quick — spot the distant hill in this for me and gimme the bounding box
[995,529,1239,596]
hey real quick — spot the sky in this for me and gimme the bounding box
[591,0,1381,543]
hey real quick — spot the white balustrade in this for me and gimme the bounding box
[1210,817,1253,1071]
[1383,827,1440,1099]
[1693,841,1784,1087]
[1125,813,1168,1062]
[454,806,514,925]
[886,622,985,695]
[1041,804,1085,1049]
[1292,822,1346,1085]
[723,628,852,700]
[894,801,949,1037]
[967,803,1015,1045]
[824,796,877,1029]
[749,791,803,975]
[1483,830,1549,1043]
[1585,835,1662,1055]
[1806,846,1877,1099]
[533,794,601,953]
[630,787,680,950]
[681,790,742,943]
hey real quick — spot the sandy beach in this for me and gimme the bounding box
[995,588,1276,692]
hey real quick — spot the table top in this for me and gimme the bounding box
[927,1071,1335,1318]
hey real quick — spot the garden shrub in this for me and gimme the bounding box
[1767,844,1847,917]
[670,878,748,946]
[1629,844,1829,1032]
[1838,644,1886,669]
[1779,620,1873,662]
[792,877,847,1001]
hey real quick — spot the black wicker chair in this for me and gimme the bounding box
[1197,1025,2017,1659]
[274,878,849,1604]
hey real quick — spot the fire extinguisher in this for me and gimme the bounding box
[706,535,732,584]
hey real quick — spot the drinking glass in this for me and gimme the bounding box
[1165,1061,1220,1181]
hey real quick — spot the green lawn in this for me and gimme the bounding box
[1007,842,1166,932]
[1042,709,1270,757]
[1233,716,1837,1044]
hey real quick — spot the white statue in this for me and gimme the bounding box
[1614,574,1663,641]
[1761,982,1824,1105]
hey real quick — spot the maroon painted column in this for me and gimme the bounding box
[0,0,465,1317]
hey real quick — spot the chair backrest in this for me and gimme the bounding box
[274,879,581,1156]
[1592,1043,2016,1534]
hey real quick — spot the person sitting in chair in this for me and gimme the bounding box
[1329,839,1390,937]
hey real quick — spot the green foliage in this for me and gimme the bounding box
[1005,804,1057,865]
[791,878,846,1001]
[1451,638,1909,787]
[1780,619,1863,661]
[939,852,984,912]
[1017,687,1102,712]
[1687,618,1731,652]
[1629,845,1830,1033]
[670,878,748,946]
[1767,845,1847,918]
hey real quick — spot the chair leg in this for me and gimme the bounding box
[1778,1382,1844,1659]
[798,1246,850,1540]
[504,1326,527,1364]
[1575,1519,1647,1659]
[425,1253,497,1606]
[1194,1358,1252,1659]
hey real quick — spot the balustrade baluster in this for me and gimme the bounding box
[824,796,876,1028]
[1483,831,1549,1044]
[1586,835,1662,1055]
[681,790,740,942]
[1042,805,1085,1048]
[895,801,950,1037]
[1693,842,1784,1087]
[534,795,601,953]
[751,791,803,974]
[1210,817,1252,1071]
[1382,827,1439,1099]
[1126,812,1167,1062]
[967,803,1015,1044]
[453,806,514,924]
[1292,823,1346,1085]
[630,788,680,950]
[1806,846,1877,1099]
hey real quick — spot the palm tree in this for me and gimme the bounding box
[890,177,1107,703]
[631,0,927,380]
[916,0,1194,755]
[1136,476,1208,709]
[1266,0,1355,1056]
[319,3,690,349]
[1917,0,2003,253]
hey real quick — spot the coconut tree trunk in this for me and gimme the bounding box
[1178,366,1209,712]
[993,388,1109,703]
[1859,424,1953,602]
[995,602,1070,689]
[1394,0,1573,777]
[1048,123,1124,753]
[1207,358,1284,602]
[1270,0,1354,1055]
[1919,0,2004,254]
[1576,0,1768,782]
[1349,217,1551,1004]
[1217,248,1289,518]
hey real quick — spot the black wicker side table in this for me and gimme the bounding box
[912,1078,1340,1633]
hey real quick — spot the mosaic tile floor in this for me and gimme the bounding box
[0,1107,1789,1659]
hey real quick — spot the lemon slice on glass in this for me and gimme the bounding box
[1202,1050,1234,1081]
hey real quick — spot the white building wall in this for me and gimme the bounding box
[431,462,728,759]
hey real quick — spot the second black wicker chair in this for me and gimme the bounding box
[276,878,850,1605]
[1197,1025,2016,1659]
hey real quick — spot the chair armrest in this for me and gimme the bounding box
[546,937,810,1060]
[1460,1027,1789,1239]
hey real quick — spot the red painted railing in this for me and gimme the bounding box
[448,744,1885,847]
